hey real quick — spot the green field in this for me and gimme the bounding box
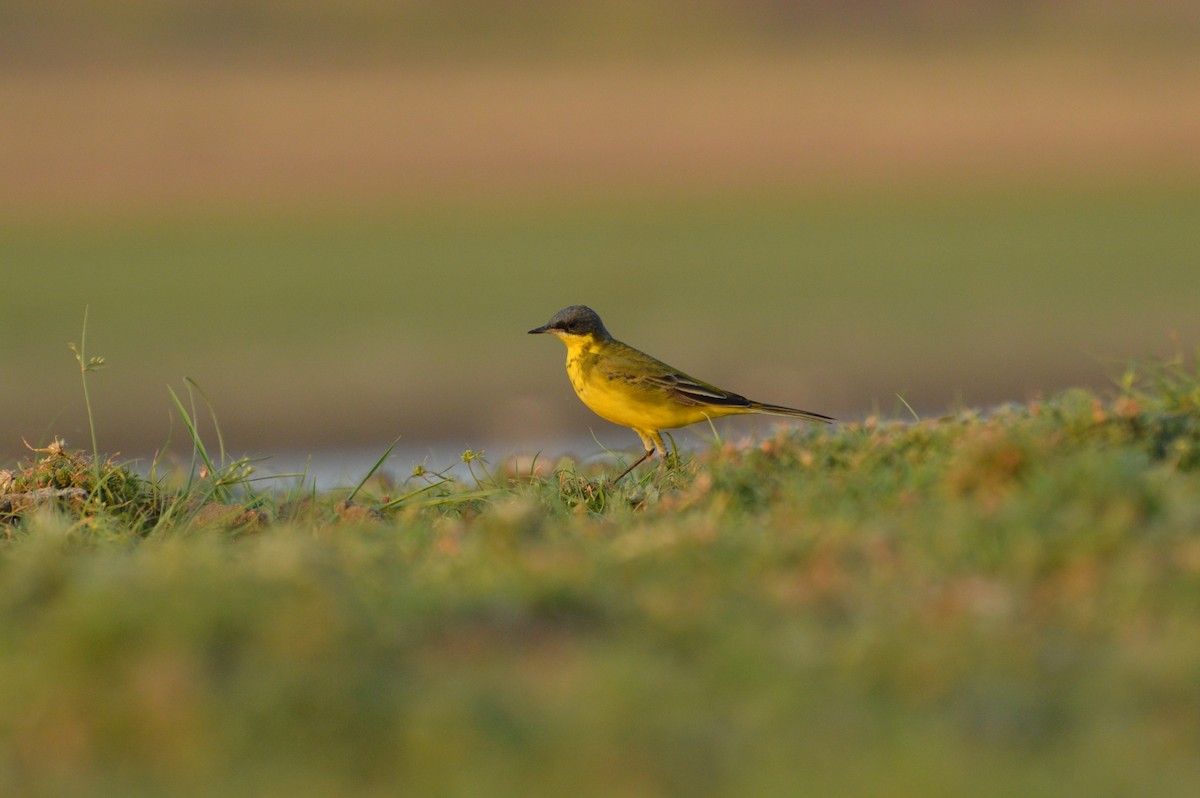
[5,185,1200,462]
[2,359,1199,796]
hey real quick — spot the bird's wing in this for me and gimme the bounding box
[598,342,753,409]
[644,371,753,408]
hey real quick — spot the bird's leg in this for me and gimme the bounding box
[660,432,678,470]
[608,430,664,486]
[609,447,655,485]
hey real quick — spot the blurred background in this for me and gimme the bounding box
[3,1,1199,476]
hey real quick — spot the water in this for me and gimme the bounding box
[129,414,832,491]
[243,432,636,490]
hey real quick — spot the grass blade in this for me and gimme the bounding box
[346,436,403,505]
[167,384,226,502]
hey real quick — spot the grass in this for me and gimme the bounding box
[2,354,1200,796]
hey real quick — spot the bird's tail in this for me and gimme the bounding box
[749,402,835,424]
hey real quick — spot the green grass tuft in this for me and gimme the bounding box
[1,440,165,535]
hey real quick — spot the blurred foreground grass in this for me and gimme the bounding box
[4,184,1200,458]
[2,357,1200,796]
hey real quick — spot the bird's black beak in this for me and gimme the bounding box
[528,324,551,335]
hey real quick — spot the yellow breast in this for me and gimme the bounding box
[562,338,732,432]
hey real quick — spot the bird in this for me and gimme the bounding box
[529,305,834,482]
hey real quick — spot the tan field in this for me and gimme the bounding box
[4,49,1199,214]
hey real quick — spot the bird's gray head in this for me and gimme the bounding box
[528,305,612,339]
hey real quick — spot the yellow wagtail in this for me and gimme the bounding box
[529,305,834,482]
